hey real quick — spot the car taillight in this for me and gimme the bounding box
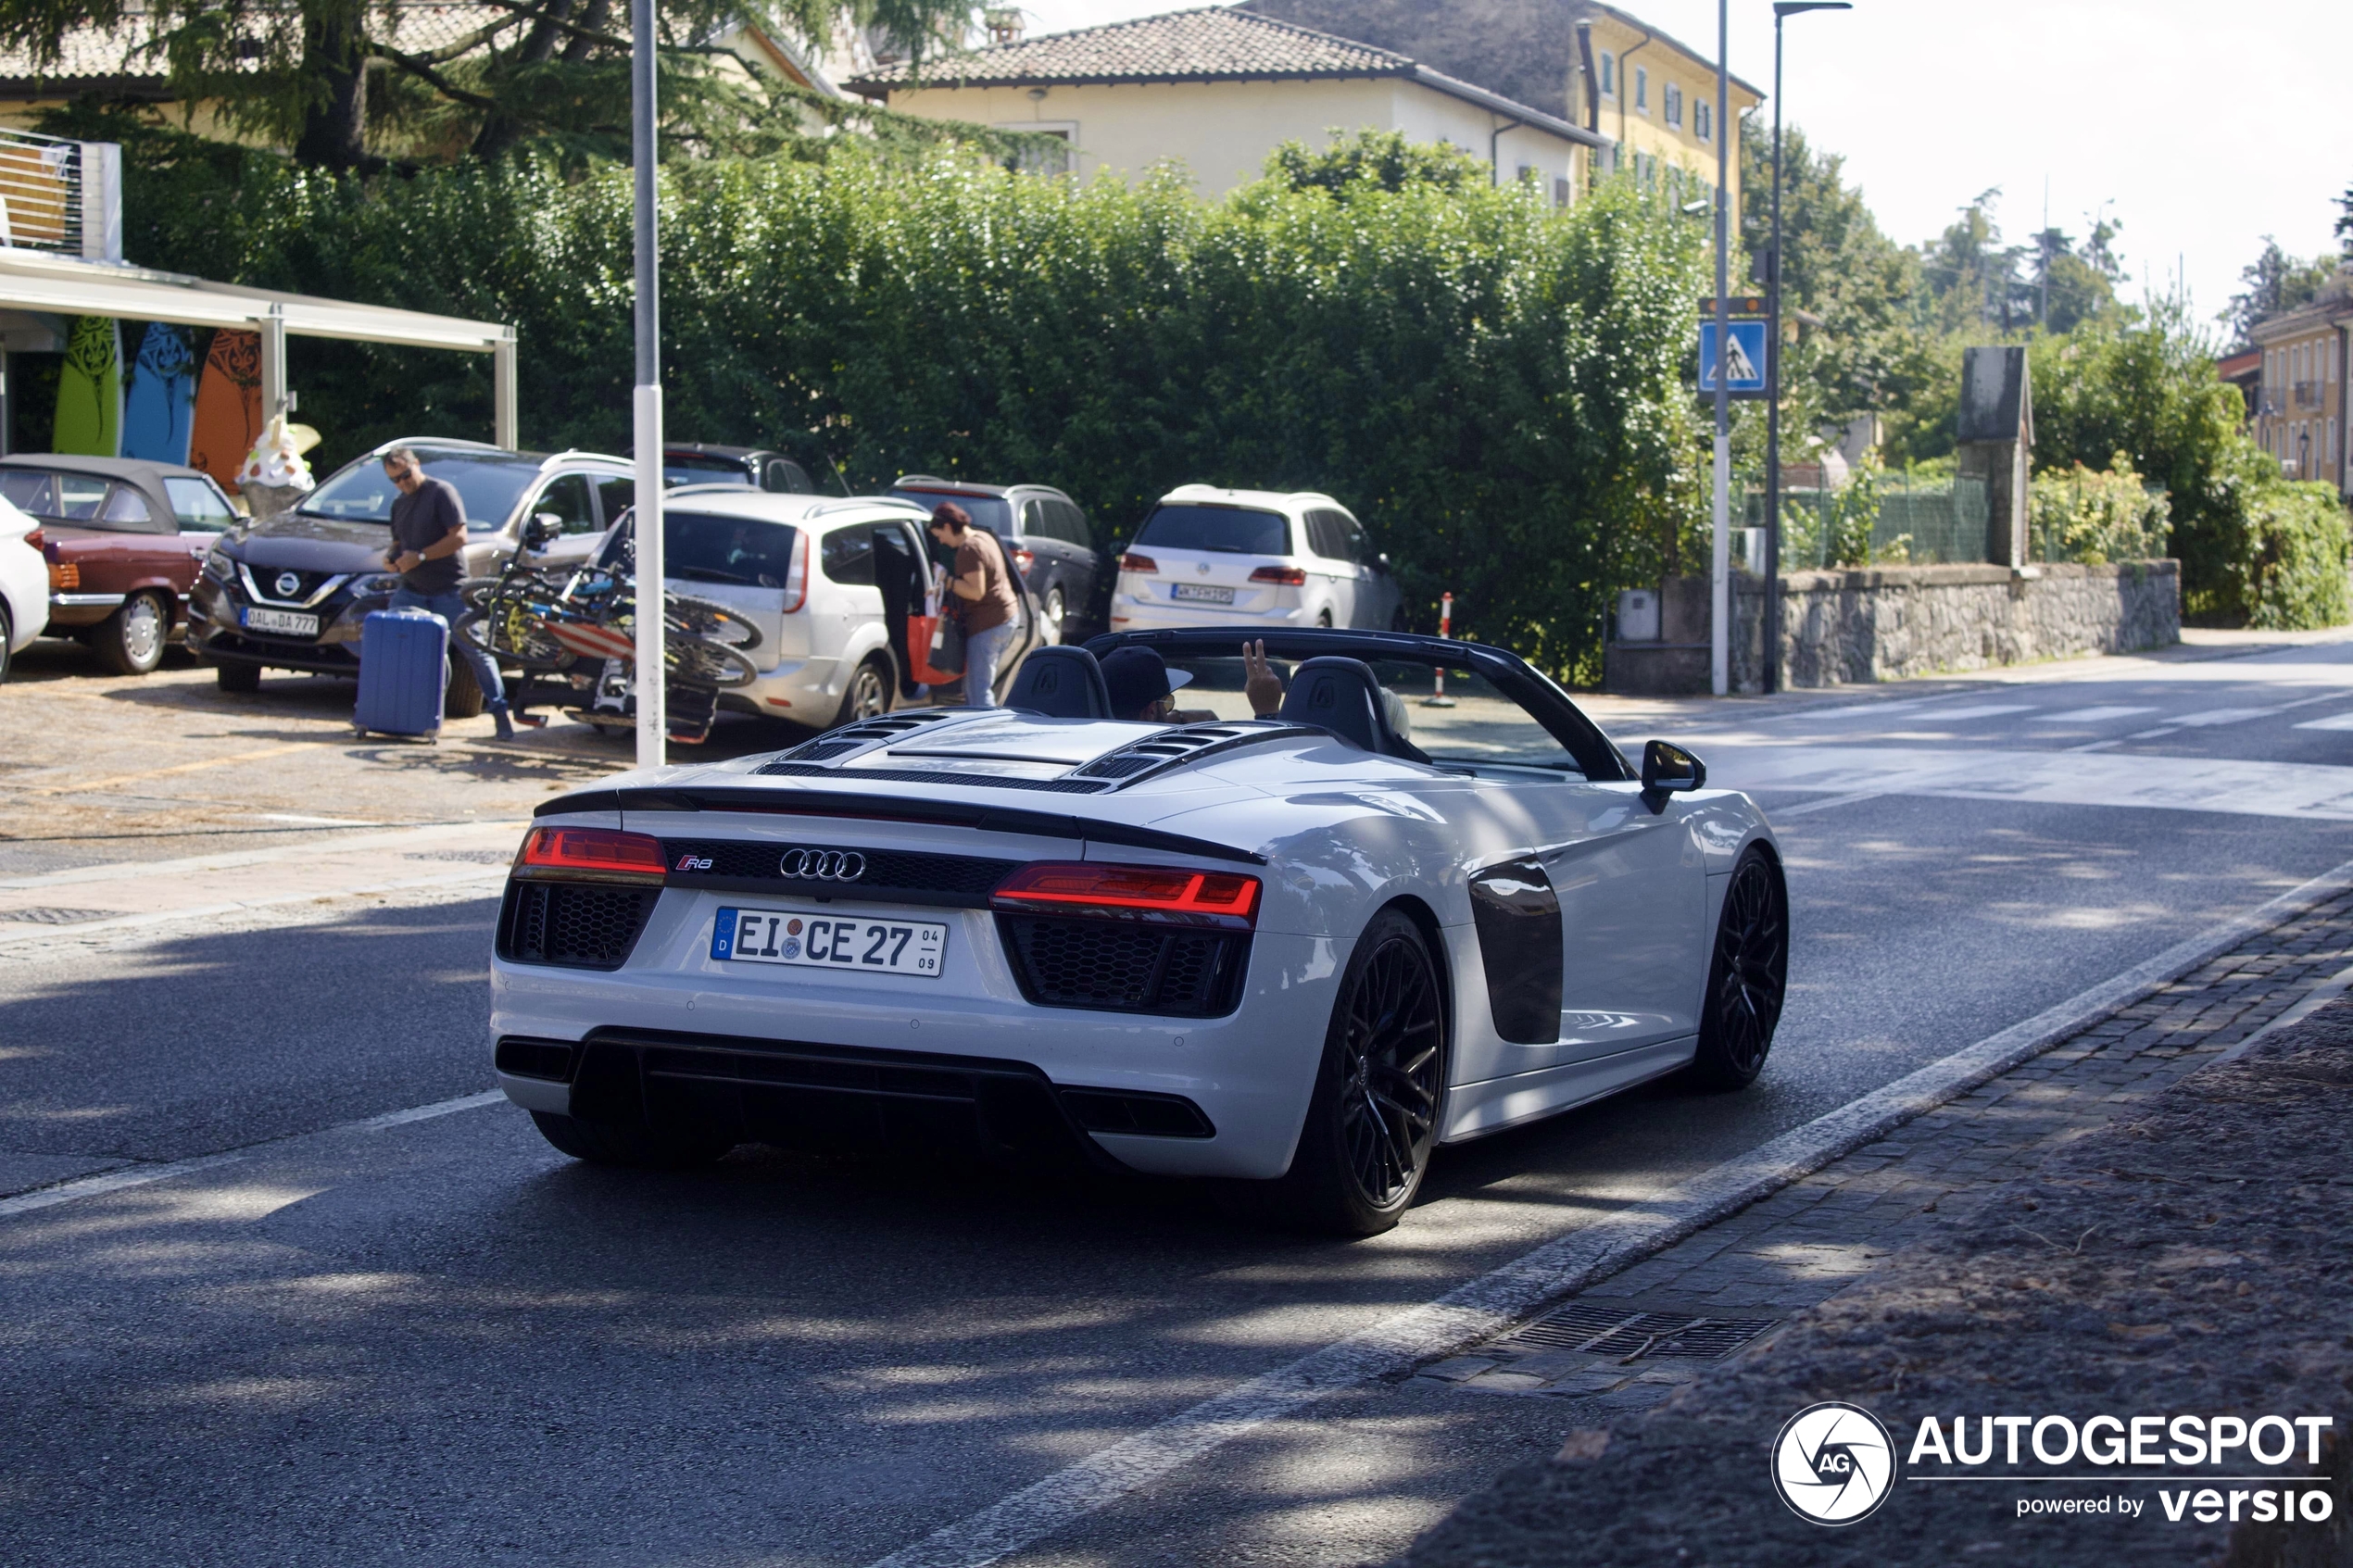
[1249,566,1308,585]
[1118,553,1158,574]
[778,529,811,614]
[48,559,79,590]
[992,862,1261,929]
[1013,547,1036,574]
[514,826,667,882]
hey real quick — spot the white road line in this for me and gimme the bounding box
[0,820,526,892]
[0,868,509,948]
[865,854,2353,1568]
[1771,789,1886,819]
[0,1089,509,1219]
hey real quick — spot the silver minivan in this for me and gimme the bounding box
[596,489,1045,729]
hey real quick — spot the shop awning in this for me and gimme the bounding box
[0,246,518,447]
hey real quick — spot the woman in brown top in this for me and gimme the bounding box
[927,503,1022,706]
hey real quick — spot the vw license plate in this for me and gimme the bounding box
[242,606,320,637]
[1171,583,1235,604]
[712,907,947,977]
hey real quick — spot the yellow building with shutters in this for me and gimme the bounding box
[1574,4,1761,220]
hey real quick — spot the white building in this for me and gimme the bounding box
[849,6,1610,203]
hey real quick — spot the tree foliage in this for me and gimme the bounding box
[117,139,1712,680]
[1735,118,1931,429]
[2220,237,2340,347]
[0,0,979,169]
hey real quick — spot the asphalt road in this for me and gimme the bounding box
[4,637,2352,1566]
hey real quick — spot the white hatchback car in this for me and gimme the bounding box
[1110,485,1404,634]
[0,494,50,683]
[594,488,1042,728]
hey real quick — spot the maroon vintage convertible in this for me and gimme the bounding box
[1,455,242,674]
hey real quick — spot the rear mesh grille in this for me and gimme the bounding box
[663,839,1018,900]
[498,882,658,970]
[997,914,1247,1016]
[753,762,1111,794]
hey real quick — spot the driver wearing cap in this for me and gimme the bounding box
[1101,646,1215,723]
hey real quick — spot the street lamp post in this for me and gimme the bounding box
[630,0,666,769]
[1765,1,1849,696]
[1709,0,1730,696]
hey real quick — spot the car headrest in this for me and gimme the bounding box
[1277,657,1429,762]
[1005,645,1112,720]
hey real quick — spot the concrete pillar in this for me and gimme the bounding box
[493,333,519,450]
[257,307,288,429]
[1956,345,2032,568]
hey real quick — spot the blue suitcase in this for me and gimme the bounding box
[354,608,449,740]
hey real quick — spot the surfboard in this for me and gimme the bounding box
[54,315,121,457]
[190,328,262,493]
[121,321,196,466]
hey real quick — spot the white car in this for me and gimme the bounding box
[0,495,50,682]
[489,627,1785,1236]
[592,488,1044,728]
[1111,485,1406,635]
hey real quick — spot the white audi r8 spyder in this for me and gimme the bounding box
[491,629,1787,1234]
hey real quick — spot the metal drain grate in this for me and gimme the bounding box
[406,849,516,865]
[1508,1304,1776,1361]
[6,907,117,926]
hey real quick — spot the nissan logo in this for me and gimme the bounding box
[780,848,866,882]
[273,571,302,597]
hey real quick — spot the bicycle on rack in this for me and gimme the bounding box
[456,519,763,744]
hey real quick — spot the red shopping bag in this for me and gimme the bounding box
[905,613,964,686]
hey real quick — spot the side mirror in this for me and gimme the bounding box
[522,512,562,549]
[1640,739,1706,806]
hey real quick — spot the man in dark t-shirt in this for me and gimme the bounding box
[380,446,529,738]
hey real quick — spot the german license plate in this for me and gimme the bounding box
[242,606,320,637]
[712,907,947,977]
[1171,583,1235,604]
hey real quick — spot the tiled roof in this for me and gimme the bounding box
[848,4,1605,146]
[851,6,1415,90]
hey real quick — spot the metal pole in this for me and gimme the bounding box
[1765,17,1784,695]
[631,0,665,769]
[1709,0,1730,697]
[1422,592,1456,707]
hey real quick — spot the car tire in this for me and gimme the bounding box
[833,654,893,729]
[0,602,12,684]
[1687,847,1788,1091]
[1265,906,1447,1236]
[1316,608,1334,629]
[214,660,262,694]
[94,591,170,675]
[529,1110,734,1169]
[1042,585,1068,645]
[445,652,486,720]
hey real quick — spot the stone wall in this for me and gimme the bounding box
[1718,559,2179,692]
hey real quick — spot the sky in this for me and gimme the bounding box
[1006,0,2352,334]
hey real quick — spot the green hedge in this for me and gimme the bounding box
[120,144,1712,680]
[2208,473,2351,631]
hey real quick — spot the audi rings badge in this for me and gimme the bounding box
[780,848,867,883]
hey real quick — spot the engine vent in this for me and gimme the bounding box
[771,709,965,764]
[498,882,658,970]
[997,913,1248,1016]
[752,761,1111,794]
[1069,721,1316,788]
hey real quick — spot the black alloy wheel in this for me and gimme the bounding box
[1272,907,1447,1236]
[1689,847,1788,1089]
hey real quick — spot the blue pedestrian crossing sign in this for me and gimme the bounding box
[1699,320,1769,396]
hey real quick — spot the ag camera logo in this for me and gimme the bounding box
[1772,1401,1897,1524]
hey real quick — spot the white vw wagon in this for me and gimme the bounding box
[1110,485,1405,635]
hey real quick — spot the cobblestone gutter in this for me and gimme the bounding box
[1395,948,2353,1566]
